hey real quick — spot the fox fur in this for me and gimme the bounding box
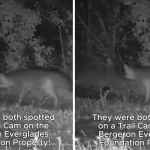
[0,69,72,108]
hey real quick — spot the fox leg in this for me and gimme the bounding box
[18,90,25,104]
[43,80,58,108]
[47,86,58,108]
[57,89,72,100]
[143,81,150,102]
[18,84,32,104]
[38,96,49,106]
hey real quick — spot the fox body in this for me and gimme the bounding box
[124,64,150,102]
[76,69,144,99]
[0,69,72,108]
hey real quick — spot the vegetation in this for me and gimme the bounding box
[0,0,72,72]
[0,1,73,150]
[76,0,150,69]
[76,1,150,149]
[76,95,150,150]
[0,104,73,150]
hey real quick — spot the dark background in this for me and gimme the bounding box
[0,0,72,72]
[75,0,146,72]
[75,0,149,99]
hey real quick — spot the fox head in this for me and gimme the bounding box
[0,73,14,88]
[123,64,136,80]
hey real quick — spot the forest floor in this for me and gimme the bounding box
[76,95,150,150]
[0,104,73,150]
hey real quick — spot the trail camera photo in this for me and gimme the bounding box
[0,0,73,150]
[75,0,150,150]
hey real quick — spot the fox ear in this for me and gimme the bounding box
[123,64,135,79]
[123,64,128,69]
[123,64,128,74]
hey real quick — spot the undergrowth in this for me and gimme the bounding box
[76,94,150,150]
[0,104,73,150]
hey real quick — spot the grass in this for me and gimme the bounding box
[0,103,73,150]
[76,92,150,150]
[75,137,135,150]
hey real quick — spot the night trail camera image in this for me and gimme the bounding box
[0,0,73,150]
[75,0,150,150]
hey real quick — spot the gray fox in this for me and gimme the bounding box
[76,68,144,99]
[0,69,72,108]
